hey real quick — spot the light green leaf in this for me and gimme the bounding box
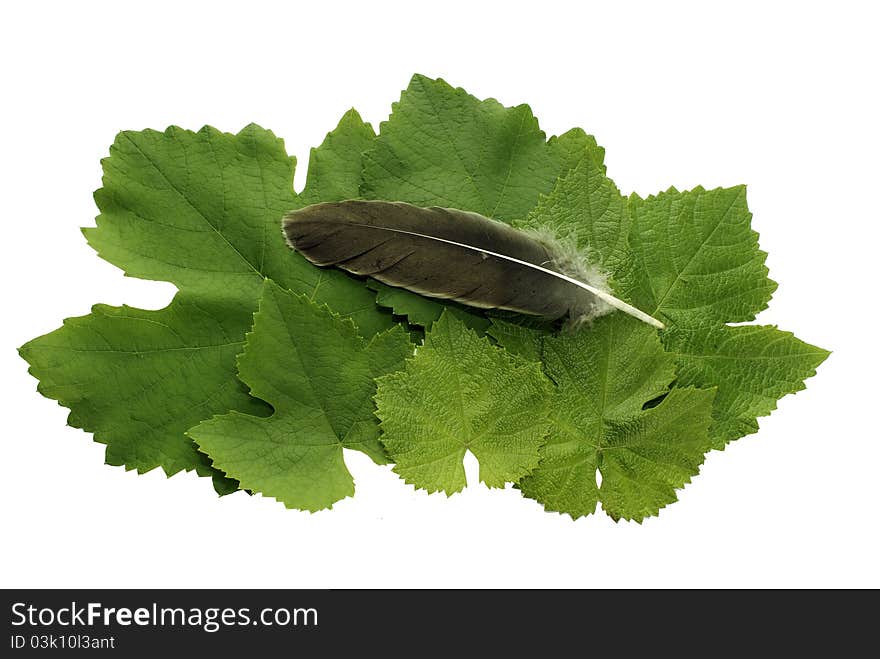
[663,325,831,447]
[598,387,717,521]
[191,281,411,511]
[629,185,777,327]
[516,149,632,285]
[486,318,547,363]
[375,311,552,495]
[524,171,823,455]
[20,116,392,489]
[504,314,715,522]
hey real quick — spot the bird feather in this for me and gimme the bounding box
[282,200,664,330]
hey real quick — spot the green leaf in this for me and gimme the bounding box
[190,281,411,511]
[516,149,631,284]
[18,296,267,481]
[362,75,604,223]
[368,280,446,326]
[297,108,378,206]
[502,315,715,522]
[598,387,717,521]
[525,169,825,453]
[486,318,547,363]
[360,74,604,325]
[20,116,392,489]
[628,185,777,327]
[663,325,831,447]
[367,280,490,333]
[375,311,552,495]
[624,186,826,444]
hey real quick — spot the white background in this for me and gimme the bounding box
[2,1,877,588]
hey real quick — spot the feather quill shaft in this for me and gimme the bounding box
[283,201,664,330]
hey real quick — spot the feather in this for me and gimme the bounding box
[282,200,664,330]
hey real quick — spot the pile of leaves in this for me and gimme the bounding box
[19,75,828,521]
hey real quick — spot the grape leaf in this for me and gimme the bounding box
[360,73,605,326]
[368,280,446,327]
[19,113,393,489]
[366,280,491,333]
[362,74,603,221]
[375,311,552,495]
[628,185,777,327]
[18,297,267,492]
[515,147,632,286]
[484,319,546,364]
[298,108,378,206]
[499,314,716,522]
[627,186,826,441]
[521,158,827,447]
[190,281,411,511]
[663,325,831,447]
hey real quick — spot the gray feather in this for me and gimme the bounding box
[282,200,664,329]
